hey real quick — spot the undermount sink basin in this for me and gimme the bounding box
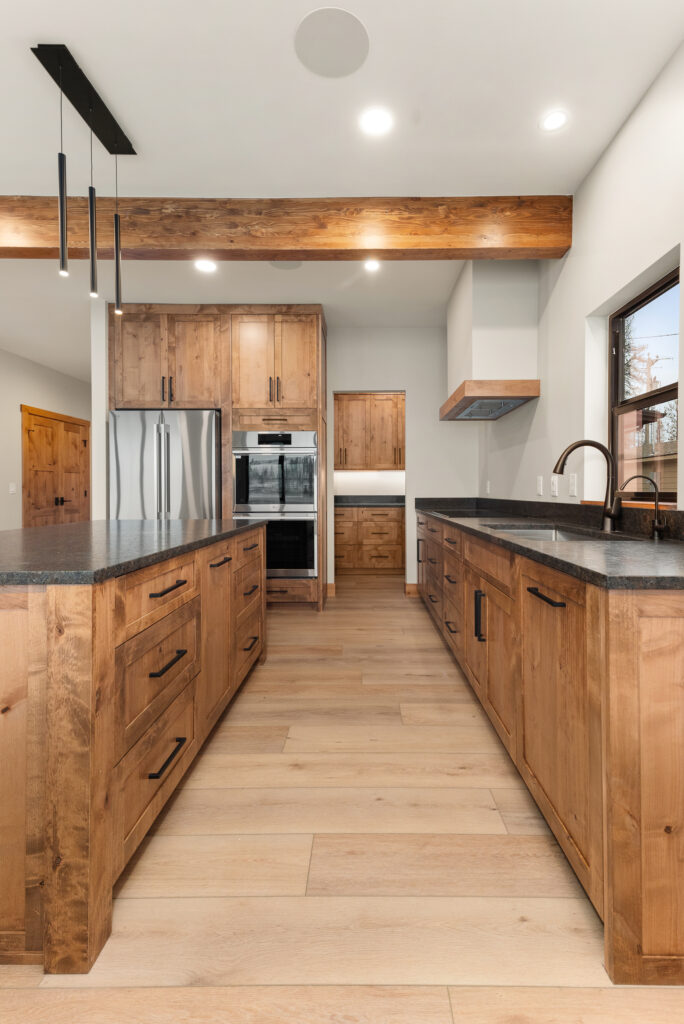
[484,524,632,542]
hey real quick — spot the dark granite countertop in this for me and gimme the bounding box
[422,510,684,590]
[334,495,405,507]
[0,519,265,585]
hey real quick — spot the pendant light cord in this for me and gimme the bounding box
[90,102,93,188]
[59,64,63,151]
[115,152,118,214]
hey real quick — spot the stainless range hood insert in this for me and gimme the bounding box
[440,379,540,421]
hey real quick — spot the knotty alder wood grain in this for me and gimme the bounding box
[0,195,573,260]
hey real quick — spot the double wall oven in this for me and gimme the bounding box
[233,431,318,578]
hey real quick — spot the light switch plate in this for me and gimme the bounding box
[536,475,544,496]
[550,476,559,497]
[569,473,578,497]
[8,482,16,494]
[485,479,491,495]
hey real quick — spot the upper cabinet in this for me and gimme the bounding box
[111,312,221,409]
[232,313,318,414]
[334,392,405,470]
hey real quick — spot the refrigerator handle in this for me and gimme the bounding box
[155,423,163,518]
[164,424,171,516]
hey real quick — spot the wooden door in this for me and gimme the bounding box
[369,394,398,469]
[197,543,233,737]
[231,315,275,409]
[113,313,167,408]
[334,395,345,469]
[275,315,317,409]
[464,566,487,700]
[168,315,221,407]
[482,581,518,753]
[395,393,406,469]
[338,394,369,469]
[22,407,90,527]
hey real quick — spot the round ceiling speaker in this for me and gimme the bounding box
[295,8,369,78]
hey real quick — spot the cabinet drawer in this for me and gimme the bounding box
[233,410,317,431]
[442,553,464,598]
[116,597,201,758]
[359,507,404,523]
[234,529,264,570]
[359,545,404,570]
[334,507,358,522]
[235,607,263,684]
[118,552,198,641]
[234,558,262,620]
[424,517,443,543]
[416,513,428,532]
[442,524,463,556]
[267,579,317,603]
[424,577,443,621]
[334,545,357,570]
[360,520,403,545]
[334,520,358,544]
[425,540,443,576]
[463,535,514,595]
[443,594,463,657]
[117,679,197,869]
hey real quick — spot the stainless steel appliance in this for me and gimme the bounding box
[233,431,317,513]
[240,511,317,578]
[109,410,221,519]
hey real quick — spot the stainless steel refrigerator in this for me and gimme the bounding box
[109,410,221,519]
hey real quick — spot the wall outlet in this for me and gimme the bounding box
[550,475,559,497]
[485,479,491,495]
[536,475,544,496]
[569,473,578,497]
[8,482,16,495]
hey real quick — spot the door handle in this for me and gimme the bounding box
[168,376,174,403]
[339,448,342,464]
[161,376,166,402]
[276,376,281,402]
[394,447,397,463]
[209,555,232,568]
[243,635,259,652]
[344,448,347,464]
[269,377,273,402]
[148,737,187,780]
[444,574,459,584]
[445,620,459,635]
[148,579,187,599]
[527,586,566,608]
[149,649,188,679]
[243,584,259,597]
[398,447,402,464]
[474,589,486,642]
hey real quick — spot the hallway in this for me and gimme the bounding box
[3,575,683,1020]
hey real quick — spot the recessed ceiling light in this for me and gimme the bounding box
[359,107,394,137]
[364,259,380,272]
[195,258,217,273]
[540,109,568,132]
[295,8,369,78]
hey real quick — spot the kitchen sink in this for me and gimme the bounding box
[483,524,634,542]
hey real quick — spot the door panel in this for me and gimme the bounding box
[483,582,517,749]
[395,393,406,469]
[114,314,166,409]
[369,394,398,469]
[275,315,317,409]
[231,315,275,409]
[60,421,90,523]
[22,408,91,527]
[464,567,487,699]
[339,394,369,469]
[168,315,221,408]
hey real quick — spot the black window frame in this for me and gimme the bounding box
[609,268,679,502]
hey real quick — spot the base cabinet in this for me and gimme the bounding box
[334,506,405,573]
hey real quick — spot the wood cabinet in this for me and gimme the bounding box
[334,506,405,573]
[334,392,405,470]
[111,312,221,409]
[232,313,318,415]
[196,540,234,737]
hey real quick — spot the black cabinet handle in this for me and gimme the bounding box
[243,635,259,652]
[243,584,259,597]
[445,538,459,546]
[269,376,273,402]
[428,557,437,565]
[527,586,566,608]
[474,589,486,642]
[149,579,187,599]
[269,589,289,594]
[374,555,390,559]
[169,376,174,403]
[444,574,459,584]
[54,496,60,506]
[277,376,281,401]
[428,527,438,533]
[417,538,424,564]
[372,531,389,536]
[243,543,259,552]
[398,447,402,464]
[209,555,232,568]
[445,620,459,635]
[148,736,186,780]
[161,376,166,402]
[149,648,187,679]
[428,593,438,603]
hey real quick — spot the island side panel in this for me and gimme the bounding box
[605,589,684,985]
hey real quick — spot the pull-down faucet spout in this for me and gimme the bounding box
[553,440,620,533]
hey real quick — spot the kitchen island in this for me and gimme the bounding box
[0,519,266,974]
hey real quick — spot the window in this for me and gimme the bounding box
[610,269,679,501]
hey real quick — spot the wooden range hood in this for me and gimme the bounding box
[440,379,540,421]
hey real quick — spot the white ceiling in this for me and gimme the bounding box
[0,259,462,382]
[2,1,684,197]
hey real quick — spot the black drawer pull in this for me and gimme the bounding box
[428,527,438,533]
[527,586,566,608]
[269,589,289,594]
[445,537,459,546]
[149,579,187,599]
[243,635,259,652]
[374,555,390,559]
[148,736,186,780]
[149,648,187,679]
[444,574,459,584]
[474,589,486,642]
[371,531,389,535]
[428,594,438,603]
[209,555,232,568]
[243,543,259,552]
[243,584,259,597]
[445,620,459,635]
[428,557,437,565]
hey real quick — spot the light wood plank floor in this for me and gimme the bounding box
[4,574,683,1020]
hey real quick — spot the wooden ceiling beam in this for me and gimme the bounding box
[0,195,572,261]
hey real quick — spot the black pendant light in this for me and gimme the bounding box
[114,152,122,315]
[57,65,68,277]
[88,111,98,297]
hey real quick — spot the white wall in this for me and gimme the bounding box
[471,262,539,379]
[327,327,480,583]
[482,41,684,506]
[0,346,91,530]
[446,263,473,392]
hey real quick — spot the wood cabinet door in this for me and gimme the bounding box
[464,567,487,700]
[275,315,317,409]
[59,420,90,524]
[369,394,398,469]
[339,394,369,469]
[198,543,233,735]
[22,406,90,527]
[231,315,275,409]
[482,581,518,753]
[395,393,406,469]
[334,395,344,469]
[521,567,593,866]
[167,315,221,407]
[113,313,167,408]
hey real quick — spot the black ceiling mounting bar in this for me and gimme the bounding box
[31,44,136,155]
